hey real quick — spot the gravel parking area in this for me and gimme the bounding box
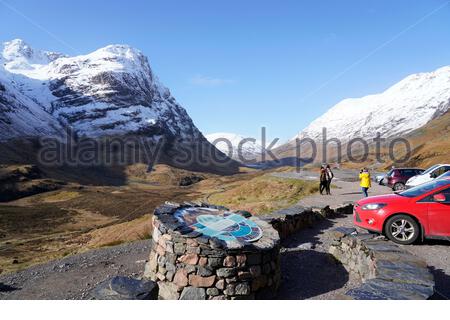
[280,171,450,300]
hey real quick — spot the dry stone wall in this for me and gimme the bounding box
[329,227,435,299]
[261,203,353,240]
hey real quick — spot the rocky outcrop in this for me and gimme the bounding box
[0,165,64,202]
[90,276,158,300]
[329,227,435,300]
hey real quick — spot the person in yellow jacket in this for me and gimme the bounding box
[359,168,371,197]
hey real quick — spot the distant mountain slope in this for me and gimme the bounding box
[388,110,450,168]
[274,65,450,164]
[0,39,238,174]
[294,65,450,142]
[205,132,263,162]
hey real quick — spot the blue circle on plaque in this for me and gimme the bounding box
[174,207,262,243]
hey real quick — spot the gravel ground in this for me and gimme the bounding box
[0,240,151,299]
[275,173,390,299]
[277,212,361,300]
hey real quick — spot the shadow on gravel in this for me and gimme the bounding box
[428,267,450,300]
[276,212,353,299]
[277,250,348,299]
[0,283,19,293]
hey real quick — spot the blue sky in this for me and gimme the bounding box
[1,0,450,141]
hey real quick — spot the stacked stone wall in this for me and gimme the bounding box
[329,227,435,299]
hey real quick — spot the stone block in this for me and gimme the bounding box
[236,254,247,267]
[174,243,186,255]
[234,283,251,296]
[223,284,235,296]
[90,276,158,300]
[216,268,237,278]
[180,287,206,300]
[158,282,179,300]
[346,278,434,300]
[197,266,213,277]
[223,256,236,267]
[189,275,216,288]
[206,288,219,296]
[215,279,225,290]
[208,257,223,268]
[178,253,199,265]
[173,268,189,288]
[199,257,208,266]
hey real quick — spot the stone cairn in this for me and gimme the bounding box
[144,202,281,300]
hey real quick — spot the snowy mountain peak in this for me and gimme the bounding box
[2,39,65,71]
[293,65,450,142]
[0,39,202,140]
[206,132,263,161]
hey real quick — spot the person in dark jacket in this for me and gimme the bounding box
[325,164,334,195]
[319,165,327,195]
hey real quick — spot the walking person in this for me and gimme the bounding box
[359,168,371,197]
[325,164,334,195]
[319,165,327,195]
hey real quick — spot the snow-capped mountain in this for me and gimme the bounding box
[0,39,237,173]
[1,39,201,139]
[205,132,263,161]
[293,65,450,142]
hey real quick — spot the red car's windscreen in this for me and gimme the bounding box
[399,179,450,198]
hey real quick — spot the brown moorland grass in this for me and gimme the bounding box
[208,174,319,214]
[0,163,318,274]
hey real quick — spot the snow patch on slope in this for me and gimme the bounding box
[206,132,263,161]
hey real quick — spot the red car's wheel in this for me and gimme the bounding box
[384,214,420,245]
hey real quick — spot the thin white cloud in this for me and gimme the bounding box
[189,74,235,87]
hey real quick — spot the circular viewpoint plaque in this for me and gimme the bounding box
[174,207,263,243]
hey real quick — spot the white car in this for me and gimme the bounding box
[375,174,386,185]
[406,164,450,189]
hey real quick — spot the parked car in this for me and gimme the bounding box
[406,164,450,189]
[375,173,388,185]
[385,168,424,191]
[353,178,450,244]
[437,171,450,180]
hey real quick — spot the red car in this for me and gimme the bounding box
[353,178,450,244]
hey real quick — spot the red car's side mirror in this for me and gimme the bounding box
[433,193,446,202]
